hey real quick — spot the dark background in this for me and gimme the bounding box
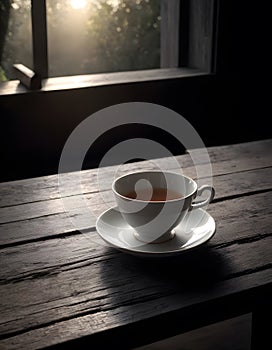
[0,0,270,181]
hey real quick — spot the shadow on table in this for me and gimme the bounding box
[95,245,233,349]
[99,245,228,293]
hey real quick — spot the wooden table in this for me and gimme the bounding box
[0,140,271,349]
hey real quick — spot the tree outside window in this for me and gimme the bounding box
[0,0,161,81]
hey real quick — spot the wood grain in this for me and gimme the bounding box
[0,193,271,341]
[0,191,271,278]
[0,270,271,350]
[0,166,271,247]
[0,140,271,350]
[1,139,271,208]
[0,233,271,333]
[2,166,272,224]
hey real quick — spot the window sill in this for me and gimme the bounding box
[0,68,210,96]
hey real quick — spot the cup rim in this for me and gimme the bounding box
[112,170,197,203]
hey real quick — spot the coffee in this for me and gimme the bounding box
[125,188,183,201]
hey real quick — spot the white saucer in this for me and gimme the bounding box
[96,207,216,257]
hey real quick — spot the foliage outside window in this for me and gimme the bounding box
[0,0,32,81]
[0,0,161,81]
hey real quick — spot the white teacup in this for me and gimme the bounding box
[112,171,215,244]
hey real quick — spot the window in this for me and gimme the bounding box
[0,0,218,86]
[0,0,219,181]
[47,0,161,77]
[0,0,32,81]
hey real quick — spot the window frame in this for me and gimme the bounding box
[31,0,48,78]
[0,0,219,95]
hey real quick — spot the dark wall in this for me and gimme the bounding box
[0,0,270,181]
[214,0,270,143]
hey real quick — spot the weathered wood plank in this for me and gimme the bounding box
[0,191,271,338]
[0,191,271,275]
[192,139,272,164]
[0,140,271,350]
[0,140,271,208]
[0,167,271,247]
[0,277,263,350]
[0,166,271,236]
[5,313,253,350]
[0,253,271,349]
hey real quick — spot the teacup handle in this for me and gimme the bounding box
[191,185,215,210]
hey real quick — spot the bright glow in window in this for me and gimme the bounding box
[70,0,87,10]
[47,0,161,77]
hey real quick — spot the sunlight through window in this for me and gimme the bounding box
[46,0,161,77]
[70,0,87,10]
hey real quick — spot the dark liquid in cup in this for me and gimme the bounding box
[125,188,183,201]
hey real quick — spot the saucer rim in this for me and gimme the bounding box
[95,207,216,257]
